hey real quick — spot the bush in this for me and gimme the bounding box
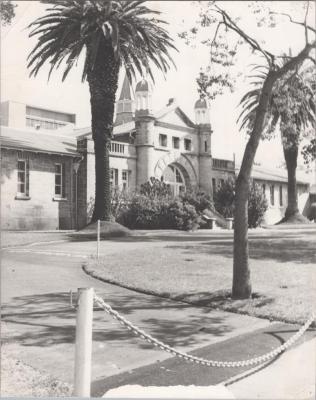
[180,190,214,213]
[213,177,235,218]
[165,200,200,230]
[214,177,268,228]
[248,182,268,228]
[117,178,201,230]
[140,177,171,199]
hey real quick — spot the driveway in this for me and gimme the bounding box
[0,234,293,389]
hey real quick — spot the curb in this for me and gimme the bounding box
[83,263,311,327]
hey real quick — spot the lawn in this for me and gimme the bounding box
[1,231,70,248]
[85,229,316,325]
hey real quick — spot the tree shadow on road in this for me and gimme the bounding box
[2,290,234,349]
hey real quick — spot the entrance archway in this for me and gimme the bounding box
[154,153,198,192]
[162,164,186,196]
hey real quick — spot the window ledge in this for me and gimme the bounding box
[15,195,31,200]
[52,197,68,202]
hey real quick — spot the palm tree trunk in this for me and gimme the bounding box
[283,145,299,219]
[232,73,275,299]
[87,40,119,222]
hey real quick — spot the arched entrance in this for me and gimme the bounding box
[162,164,186,196]
[154,153,198,195]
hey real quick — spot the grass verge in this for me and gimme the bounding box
[84,231,315,325]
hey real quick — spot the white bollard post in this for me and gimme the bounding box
[97,219,100,259]
[74,287,94,397]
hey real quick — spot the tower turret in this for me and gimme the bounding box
[135,78,153,116]
[194,98,211,125]
[134,78,155,187]
[115,74,134,126]
[194,97,213,194]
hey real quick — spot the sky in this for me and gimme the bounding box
[1,0,315,168]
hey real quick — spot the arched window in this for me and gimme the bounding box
[162,165,185,196]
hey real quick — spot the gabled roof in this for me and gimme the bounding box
[0,126,79,156]
[154,99,196,128]
[75,99,196,139]
[236,163,309,185]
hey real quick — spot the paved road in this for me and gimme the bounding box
[2,238,271,385]
[2,236,314,397]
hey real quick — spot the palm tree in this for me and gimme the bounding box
[238,62,315,223]
[28,0,176,222]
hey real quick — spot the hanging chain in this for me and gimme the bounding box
[94,294,315,368]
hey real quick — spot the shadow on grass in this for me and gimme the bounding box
[167,235,316,264]
[1,290,235,349]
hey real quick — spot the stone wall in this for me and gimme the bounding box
[1,148,75,230]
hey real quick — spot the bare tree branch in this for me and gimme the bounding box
[269,11,316,34]
[274,40,316,79]
[213,5,275,65]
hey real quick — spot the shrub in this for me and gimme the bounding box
[180,190,214,213]
[248,182,268,228]
[140,177,171,199]
[117,194,164,229]
[117,178,201,231]
[165,200,200,230]
[214,177,268,228]
[213,177,235,218]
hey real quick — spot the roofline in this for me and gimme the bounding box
[1,100,76,118]
[0,144,80,158]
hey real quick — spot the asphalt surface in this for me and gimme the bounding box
[1,239,271,386]
[91,323,316,397]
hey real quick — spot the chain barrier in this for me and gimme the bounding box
[94,294,315,368]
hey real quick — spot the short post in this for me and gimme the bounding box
[97,219,100,259]
[226,217,234,230]
[210,217,216,230]
[74,288,94,397]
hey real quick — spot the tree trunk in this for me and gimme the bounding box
[283,145,299,218]
[87,39,119,222]
[232,73,276,299]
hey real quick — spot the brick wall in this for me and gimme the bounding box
[1,149,75,230]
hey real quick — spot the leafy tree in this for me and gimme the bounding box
[239,62,315,223]
[0,0,16,25]
[28,0,176,222]
[214,177,267,227]
[302,138,316,165]
[181,1,316,298]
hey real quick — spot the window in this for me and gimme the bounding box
[270,184,275,206]
[172,136,180,149]
[26,117,66,130]
[55,163,66,198]
[175,168,183,183]
[204,140,208,152]
[159,134,167,147]
[110,168,118,189]
[184,139,192,151]
[17,160,29,196]
[279,185,283,206]
[220,178,225,187]
[122,170,129,190]
[262,183,266,197]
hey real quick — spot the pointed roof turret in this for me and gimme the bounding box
[119,74,133,101]
[115,73,135,126]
